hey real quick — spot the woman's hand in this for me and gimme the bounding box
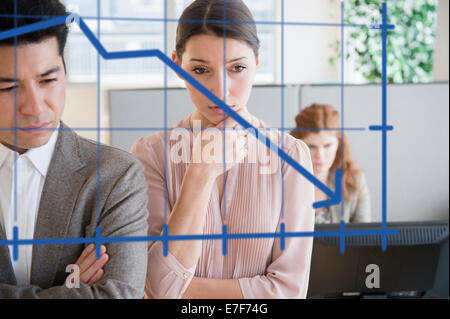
[190,108,252,179]
[162,109,254,269]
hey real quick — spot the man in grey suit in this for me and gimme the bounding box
[0,0,148,298]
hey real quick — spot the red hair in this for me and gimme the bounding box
[290,104,361,201]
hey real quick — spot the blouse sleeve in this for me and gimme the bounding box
[131,136,196,299]
[350,172,372,223]
[238,138,315,298]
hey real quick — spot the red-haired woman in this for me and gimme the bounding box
[291,104,371,224]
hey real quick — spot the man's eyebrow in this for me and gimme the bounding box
[0,76,16,83]
[38,66,60,78]
[189,57,248,63]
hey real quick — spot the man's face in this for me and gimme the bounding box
[0,37,66,154]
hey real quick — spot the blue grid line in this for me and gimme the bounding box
[381,2,389,251]
[162,224,169,257]
[0,127,368,132]
[13,0,18,225]
[280,0,285,222]
[0,228,400,247]
[369,125,394,131]
[340,1,346,253]
[222,0,228,222]
[0,13,394,29]
[12,226,18,261]
[280,222,285,251]
[163,0,168,222]
[340,220,346,254]
[95,226,102,259]
[0,15,394,43]
[222,224,227,256]
[95,0,102,260]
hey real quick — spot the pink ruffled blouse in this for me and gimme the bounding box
[131,115,315,299]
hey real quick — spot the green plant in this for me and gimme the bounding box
[329,0,438,83]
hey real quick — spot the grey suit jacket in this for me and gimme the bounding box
[0,122,148,298]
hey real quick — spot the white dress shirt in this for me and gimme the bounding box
[0,128,58,285]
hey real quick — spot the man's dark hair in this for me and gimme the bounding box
[0,0,69,56]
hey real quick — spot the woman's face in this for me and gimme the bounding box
[172,34,259,126]
[301,131,339,176]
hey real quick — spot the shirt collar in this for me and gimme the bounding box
[0,125,59,177]
[0,143,10,169]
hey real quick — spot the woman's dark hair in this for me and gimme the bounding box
[0,0,69,57]
[176,0,260,60]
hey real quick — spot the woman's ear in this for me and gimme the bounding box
[255,51,260,69]
[171,51,179,64]
[172,51,184,80]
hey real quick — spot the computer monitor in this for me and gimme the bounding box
[307,221,449,299]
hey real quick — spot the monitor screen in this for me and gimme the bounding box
[307,221,449,299]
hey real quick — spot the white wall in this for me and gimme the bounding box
[62,85,97,141]
[434,0,449,82]
[63,84,110,143]
[283,0,340,84]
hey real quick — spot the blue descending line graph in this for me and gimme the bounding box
[0,1,397,259]
[2,14,341,207]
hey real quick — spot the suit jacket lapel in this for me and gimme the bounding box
[31,122,86,288]
[0,224,16,285]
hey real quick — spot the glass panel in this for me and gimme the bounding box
[65,0,276,84]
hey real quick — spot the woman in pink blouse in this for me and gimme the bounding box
[131,0,315,299]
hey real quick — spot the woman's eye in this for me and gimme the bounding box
[192,67,207,74]
[232,65,246,72]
